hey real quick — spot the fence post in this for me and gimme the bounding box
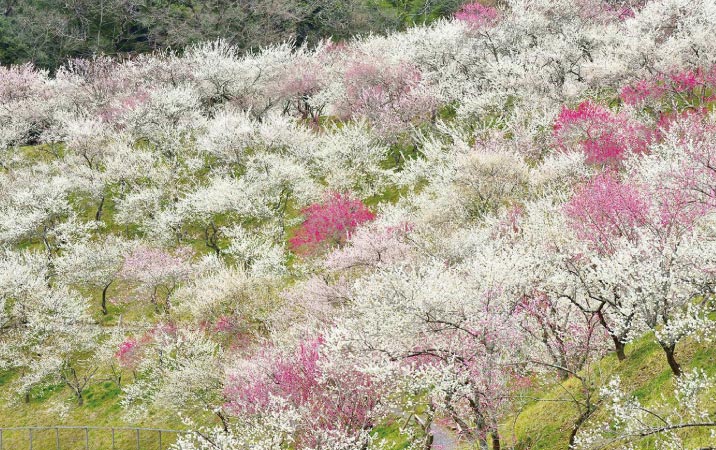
[136,428,140,450]
[29,428,33,450]
[111,428,115,450]
[159,430,162,450]
[56,427,60,450]
[0,428,3,450]
[85,427,89,450]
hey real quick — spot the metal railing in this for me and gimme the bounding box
[0,426,193,450]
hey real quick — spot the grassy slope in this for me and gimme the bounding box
[5,334,714,449]
[502,335,716,450]
[0,375,183,449]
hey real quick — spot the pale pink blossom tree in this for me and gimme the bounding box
[341,58,437,139]
[564,170,649,254]
[224,336,381,448]
[118,245,193,313]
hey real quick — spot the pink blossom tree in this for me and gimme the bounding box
[564,170,649,254]
[118,245,193,313]
[341,262,526,449]
[289,192,375,255]
[561,171,653,360]
[454,2,500,29]
[324,222,413,271]
[514,290,605,380]
[274,49,329,125]
[115,338,141,369]
[341,58,437,139]
[620,66,716,113]
[224,336,381,448]
[563,159,716,374]
[553,101,653,166]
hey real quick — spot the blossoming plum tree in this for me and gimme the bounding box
[289,192,375,255]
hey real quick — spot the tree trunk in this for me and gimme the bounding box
[557,366,570,381]
[597,310,626,361]
[477,436,489,450]
[101,280,112,315]
[216,410,229,433]
[77,391,84,406]
[204,222,221,256]
[423,432,433,450]
[491,430,501,450]
[475,413,489,450]
[95,195,105,221]
[613,336,626,362]
[568,405,595,448]
[661,342,682,377]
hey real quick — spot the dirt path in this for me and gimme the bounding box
[430,422,461,449]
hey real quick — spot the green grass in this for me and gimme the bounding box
[372,418,415,449]
[502,335,716,449]
[0,369,184,450]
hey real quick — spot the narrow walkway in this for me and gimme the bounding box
[430,422,461,449]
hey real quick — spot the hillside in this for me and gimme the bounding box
[1,0,716,449]
[507,335,716,450]
[1,332,713,449]
[0,0,465,70]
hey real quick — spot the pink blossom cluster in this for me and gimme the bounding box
[224,337,379,447]
[564,171,649,253]
[148,321,178,339]
[494,206,524,239]
[274,57,329,123]
[280,275,353,324]
[515,291,604,375]
[115,338,140,368]
[553,100,653,166]
[454,2,500,29]
[99,90,150,123]
[575,0,638,23]
[656,117,716,228]
[119,245,193,285]
[289,192,376,255]
[620,66,716,108]
[324,222,413,270]
[213,315,237,333]
[0,64,48,103]
[342,59,437,137]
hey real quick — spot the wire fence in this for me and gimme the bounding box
[0,426,194,450]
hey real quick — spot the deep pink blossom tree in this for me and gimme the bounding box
[620,66,716,113]
[115,338,141,370]
[553,101,653,166]
[289,192,375,255]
